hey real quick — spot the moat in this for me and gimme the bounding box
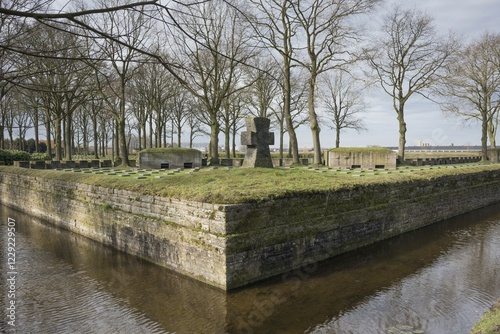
[1,201,499,333]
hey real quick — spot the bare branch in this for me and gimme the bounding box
[0,1,159,19]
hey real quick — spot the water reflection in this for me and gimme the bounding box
[1,203,499,334]
[0,206,227,334]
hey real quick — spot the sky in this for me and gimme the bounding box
[291,0,500,150]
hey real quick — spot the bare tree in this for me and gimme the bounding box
[17,22,90,160]
[169,0,254,165]
[131,59,175,149]
[245,56,282,118]
[168,85,193,148]
[321,71,366,148]
[186,102,206,149]
[291,0,381,165]
[83,95,105,158]
[0,0,48,149]
[249,0,301,164]
[364,5,457,161]
[220,90,249,158]
[270,71,309,159]
[90,0,154,166]
[439,32,500,160]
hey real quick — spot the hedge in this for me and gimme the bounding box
[0,149,31,165]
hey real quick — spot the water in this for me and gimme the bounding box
[1,202,499,334]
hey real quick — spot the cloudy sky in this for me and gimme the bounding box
[45,0,500,149]
[295,0,500,149]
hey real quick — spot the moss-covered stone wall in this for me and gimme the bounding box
[0,172,227,289]
[223,170,500,287]
[2,169,500,290]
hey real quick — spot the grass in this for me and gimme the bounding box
[405,151,481,158]
[1,163,500,204]
[139,148,199,154]
[470,301,500,334]
[330,147,394,153]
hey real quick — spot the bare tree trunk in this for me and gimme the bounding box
[308,74,322,165]
[55,117,63,161]
[279,129,285,163]
[83,123,88,156]
[45,111,52,157]
[225,124,231,159]
[64,110,73,160]
[397,110,407,162]
[7,129,13,149]
[481,116,489,161]
[114,120,120,160]
[488,114,497,149]
[0,126,4,150]
[148,117,153,148]
[284,66,299,164]
[142,123,147,150]
[118,117,129,166]
[335,127,340,148]
[34,109,40,152]
[232,124,237,158]
[209,113,219,165]
[164,125,168,147]
[177,122,182,148]
[100,120,105,157]
[93,118,99,159]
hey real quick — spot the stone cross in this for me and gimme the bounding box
[241,117,275,168]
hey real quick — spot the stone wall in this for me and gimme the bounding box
[223,170,500,287]
[2,168,500,290]
[0,172,227,289]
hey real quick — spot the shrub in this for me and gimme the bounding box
[0,149,30,165]
[0,149,10,165]
[30,153,52,161]
[9,150,31,162]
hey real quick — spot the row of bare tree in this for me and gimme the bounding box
[0,0,499,166]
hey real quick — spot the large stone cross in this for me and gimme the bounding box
[241,117,274,168]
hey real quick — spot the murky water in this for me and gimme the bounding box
[1,202,499,334]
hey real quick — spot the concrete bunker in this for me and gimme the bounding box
[326,147,397,169]
[138,148,202,169]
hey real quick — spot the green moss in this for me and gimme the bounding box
[1,164,500,204]
[470,301,500,334]
[101,203,112,211]
[139,148,199,154]
[406,151,481,159]
[330,147,394,153]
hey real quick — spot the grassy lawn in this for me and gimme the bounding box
[1,163,499,204]
[405,150,481,159]
[470,301,500,334]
